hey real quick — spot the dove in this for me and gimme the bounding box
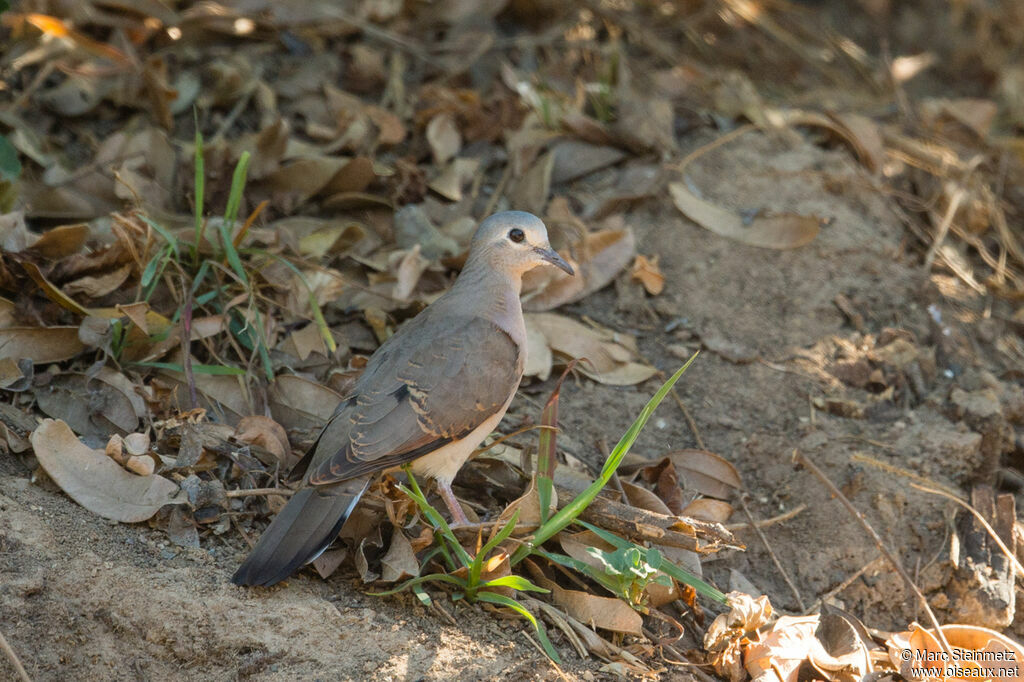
[233,211,574,586]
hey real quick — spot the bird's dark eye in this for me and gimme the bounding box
[508,228,525,243]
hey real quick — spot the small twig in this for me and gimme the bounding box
[429,600,458,627]
[670,388,704,450]
[793,449,955,659]
[0,627,31,682]
[230,516,256,551]
[738,495,806,611]
[225,487,295,498]
[725,503,806,532]
[910,483,1024,579]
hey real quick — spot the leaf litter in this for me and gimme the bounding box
[2,0,1024,678]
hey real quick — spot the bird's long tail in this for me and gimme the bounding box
[231,477,369,587]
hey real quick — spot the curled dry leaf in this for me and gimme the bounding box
[667,450,744,499]
[669,180,820,250]
[379,526,420,583]
[234,415,290,462]
[125,455,156,477]
[704,591,775,682]
[681,498,734,524]
[426,112,461,165]
[30,418,180,523]
[34,372,140,437]
[630,255,664,295]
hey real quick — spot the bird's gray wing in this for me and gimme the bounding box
[292,315,521,486]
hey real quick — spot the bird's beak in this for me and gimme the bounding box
[534,246,575,276]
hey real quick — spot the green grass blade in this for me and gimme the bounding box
[476,592,561,664]
[219,151,251,285]
[139,215,178,255]
[511,353,699,564]
[469,509,520,590]
[399,471,473,568]
[367,572,465,597]
[480,575,550,593]
[411,583,432,606]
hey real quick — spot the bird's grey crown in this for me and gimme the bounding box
[472,210,547,243]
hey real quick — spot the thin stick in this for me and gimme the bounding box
[670,388,705,450]
[0,628,31,682]
[738,496,806,611]
[793,450,955,658]
[225,487,295,498]
[726,504,806,532]
[910,483,1024,579]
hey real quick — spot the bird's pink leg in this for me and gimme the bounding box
[436,479,470,525]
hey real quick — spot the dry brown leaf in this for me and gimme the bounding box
[366,105,406,146]
[268,374,343,431]
[0,296,15,329]
[30,419,180,523]
[621,481,673,515]
[525,312,656,385]
[34,372,140,437]
[681,498,734,524]
[508,151,554,217]
[0,327,85,363]
[28,223,89,259]
[669,180,820,250]
[552,583,643,635]
[63,263,133,299]
[279,323,328,362]
[630,254,664,295]
[259,156,347,206]
[704,592,775,682]
[234,416,290,461]
[392,246,430,301]
[428,157,480,201]
[528,311,655,382]
[379,527,420,583]
[522,319,553,382]
[668,450,744,499]
[426,113,461,165]
[743,615,823,682]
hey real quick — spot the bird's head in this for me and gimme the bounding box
[468,210,574,278]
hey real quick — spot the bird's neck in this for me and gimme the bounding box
[448,257,526,343]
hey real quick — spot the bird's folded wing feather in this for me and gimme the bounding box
[295,315,520,486]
